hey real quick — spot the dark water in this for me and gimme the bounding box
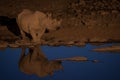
[0,44,120,80]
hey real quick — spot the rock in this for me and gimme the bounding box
[90,38,107,42]
[91,60,101,63]
[9,44,19,48]
[0,41,8,48]
[75,42,86,47]
[92,45,120,53]
[56,56,88,62]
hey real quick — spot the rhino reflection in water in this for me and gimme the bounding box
[19,45,63,77]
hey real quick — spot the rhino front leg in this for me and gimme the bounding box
[38,27,45,43]
[31,28,45,43]
[30,30,38,43]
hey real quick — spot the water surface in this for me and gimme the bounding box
[0,44,120,80]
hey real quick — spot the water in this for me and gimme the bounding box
[0,44,120,80]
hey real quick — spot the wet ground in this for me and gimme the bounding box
[0,0,120,48]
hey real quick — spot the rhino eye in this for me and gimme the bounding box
[36,33,38,36]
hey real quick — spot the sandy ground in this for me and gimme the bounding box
[0,0,120,48]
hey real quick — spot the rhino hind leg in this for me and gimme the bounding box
[21,30,26,40]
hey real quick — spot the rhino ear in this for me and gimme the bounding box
[58,19,62,24]
[59,19,62,23]
[47,13,52,18]
[54,19,57,22]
